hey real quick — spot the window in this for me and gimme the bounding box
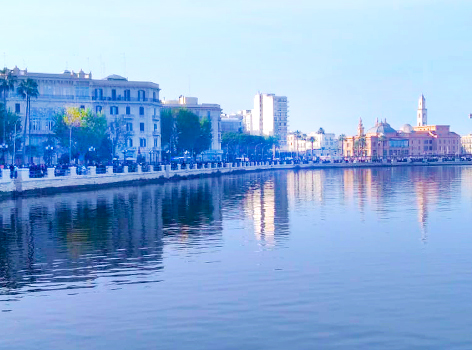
[139,107,144,116]
[140,123,145,132]
[128,138,133,147]
[111,89,116,101]
[94,88,103,100]
[140,138,147,147]
[154,123,157,131]
[124,90,130,101]
[126,123,133,132]
[31,120,40,131]
[207,111,211,118]
[138,90,145,101]
[80,105,85,110]
[126,106,130,115]
[96,106,102,113]
[110,106,119,115]
[15,103,20,113]
[154,138,158,147]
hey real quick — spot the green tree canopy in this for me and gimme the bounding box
[0,104,21,147]
[53,108,108,160]
[161,108,212,156]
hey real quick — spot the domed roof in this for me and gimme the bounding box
[105,74,128,81]
[400,124,414,133]
[366,121,397,135]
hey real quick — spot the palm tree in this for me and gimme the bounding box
[0,67,17,144]
[293,130,302,160]
[357,136,366,158]
[378,134,386,159]
[17,78,39,163]
[316,127,325,135]
[308,136,315,160]
[338,134,346,157]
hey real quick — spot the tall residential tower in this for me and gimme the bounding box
[252,93,288,147]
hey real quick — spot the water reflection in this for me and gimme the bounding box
[0,166,468,298]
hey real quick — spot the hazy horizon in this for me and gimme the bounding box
[3,0,472,136]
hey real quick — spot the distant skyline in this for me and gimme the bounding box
[3,0,472,135]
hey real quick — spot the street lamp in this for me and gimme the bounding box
[45,145,54,166]
[0,143,8,165]
[122,149,127,163]
[149,149,154,165]
[165,149,170,164]
[254,143,263,161]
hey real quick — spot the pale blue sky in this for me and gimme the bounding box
[3,0,472,135]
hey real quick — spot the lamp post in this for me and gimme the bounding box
[122,149,127,163]
[149,149,153,165]
[45,145,54,166]
[254,143,262,162]
[165,150,170,164]
[0,143,8,165]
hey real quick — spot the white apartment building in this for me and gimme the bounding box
[252,93,288,146]
[461,134,472,154]
[161,96,221,151]
[220,113,243,134]
[287,130,339,157]
[3,66,161,161]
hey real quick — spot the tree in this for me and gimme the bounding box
[108,115,131,159]
[161,108,213,158]
[195,117,212,155]
[378,134,386,159]
[316,127,325,135]
[0,67,17,143]
[308,136,315,160]
[17,78,39,163]
[338,134,346,157]
[0,104,21,164]
[160,108,176,154]
[53,108,109,163]
[293,130,302,159]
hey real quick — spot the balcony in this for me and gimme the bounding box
[152,131,160,136]
[122,114,134,120]
[152,115,159,121]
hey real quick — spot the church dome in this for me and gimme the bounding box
[366,121,397,135]
[400,124,414,133]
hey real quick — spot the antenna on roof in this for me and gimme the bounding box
[123,53,127,79]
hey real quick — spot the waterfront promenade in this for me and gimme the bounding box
[1,158,472,196]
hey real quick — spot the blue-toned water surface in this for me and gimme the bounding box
[1,166,472,349]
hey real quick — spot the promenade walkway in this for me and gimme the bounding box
[1,158,472,196]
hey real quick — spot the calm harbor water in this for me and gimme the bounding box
[1,166,472,349]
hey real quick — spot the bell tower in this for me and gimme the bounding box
[417,94,427,126]
[357,118,364,136]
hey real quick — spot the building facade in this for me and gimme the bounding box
[220,113,244,134]
[462,134,472,154]
[3,66,161,161]
[287,131,339,157]
[252,93,288,147]
[162,96,221,151]
[343,96,461,158]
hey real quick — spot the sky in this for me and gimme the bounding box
[2,0,472,135]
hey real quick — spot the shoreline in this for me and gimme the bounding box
[1,160,471,199]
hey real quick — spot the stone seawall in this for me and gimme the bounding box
[1,160,471,197]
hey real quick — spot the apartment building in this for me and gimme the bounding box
[161,96,221,151]
[3,66,161,161]
[252,93,288,146]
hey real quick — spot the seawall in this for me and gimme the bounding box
[1,160,471,198]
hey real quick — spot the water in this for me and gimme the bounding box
[1,166,472,349]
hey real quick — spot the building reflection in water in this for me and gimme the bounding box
[0,166,465,297]
[0,173,289,296]
[242,172,289,246]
